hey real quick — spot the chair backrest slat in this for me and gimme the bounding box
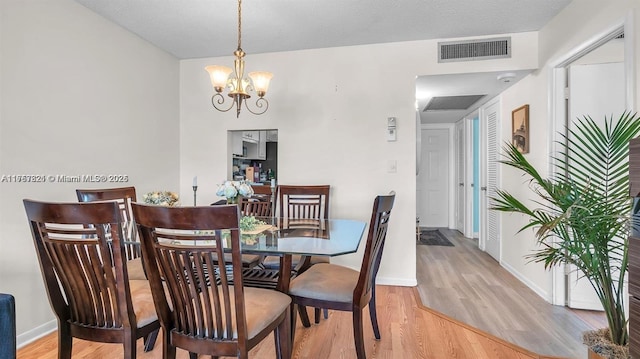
[132,203,249,342]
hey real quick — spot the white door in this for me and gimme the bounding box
[566,61,625,310]
[418,128,449,227]
[455,121,465,232]
[480,100,500,262]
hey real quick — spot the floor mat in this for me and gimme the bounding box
[417,229,454,246]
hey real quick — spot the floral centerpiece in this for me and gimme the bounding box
[215,180,254,204]
[143,191,179,206]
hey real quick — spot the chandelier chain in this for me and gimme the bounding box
[237,0,242,50]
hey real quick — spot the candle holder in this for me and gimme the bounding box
[192,185,198,206]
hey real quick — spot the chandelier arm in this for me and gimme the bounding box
[244,97,269,116]
[211,93,236,113]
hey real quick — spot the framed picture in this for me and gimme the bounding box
[512,104,529,153]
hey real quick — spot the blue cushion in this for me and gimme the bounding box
[0,293,16,359]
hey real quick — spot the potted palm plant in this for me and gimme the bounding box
[492,112,640,359]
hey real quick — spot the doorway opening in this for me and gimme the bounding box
[227,129,278,184]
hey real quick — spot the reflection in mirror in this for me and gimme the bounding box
[229,129,278,185]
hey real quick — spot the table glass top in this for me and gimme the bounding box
[238,217,367,256]
[153,217,366,257]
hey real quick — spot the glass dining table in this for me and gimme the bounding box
[235,216,367,292]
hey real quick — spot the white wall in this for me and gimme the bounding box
[0,0,180,345]
[179,33,538,287]
[497,0,640,302]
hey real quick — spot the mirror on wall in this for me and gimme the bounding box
[229,129,278,184]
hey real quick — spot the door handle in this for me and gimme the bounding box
[459,183,464,187]
[481,186,487,191]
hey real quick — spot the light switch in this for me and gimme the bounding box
[387,160,397,173]
[387,128,397,141]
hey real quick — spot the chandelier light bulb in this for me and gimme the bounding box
[248,71,273,97]
[205,65,232,92]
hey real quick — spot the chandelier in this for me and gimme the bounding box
[205,0,273,118]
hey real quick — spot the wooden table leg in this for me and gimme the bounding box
[277,254,292,293]
[276,254,296,343]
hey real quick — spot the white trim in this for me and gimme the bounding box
[464,116,474,238]
[624,11,636,112]
[501,261,552,303]
[549,66,567,306]
[17,319,56,348]
[375,276,418,287]
[547,13,634,307]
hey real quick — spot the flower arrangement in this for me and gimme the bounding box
[215,180,254,203]
[240,216,266,231]
[143,191,179,206]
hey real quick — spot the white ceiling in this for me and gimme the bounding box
[74,0,572,123]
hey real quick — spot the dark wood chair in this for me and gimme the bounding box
[23,199,160,359]
[238,184,275,217]
[239,196,273,217]
[251,184,275,199]
[262,184,331,322]
[277,185,329,221]
[288,193,395,359]
[75,186,146,280]
[131,203,292,359]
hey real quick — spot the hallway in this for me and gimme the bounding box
[416,228,607,358]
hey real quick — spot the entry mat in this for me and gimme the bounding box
[417,229,454,247]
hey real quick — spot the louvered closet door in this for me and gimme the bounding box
[481,100,500,262]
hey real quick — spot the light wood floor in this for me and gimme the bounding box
[416,228,607,359]
[18,286,564,359]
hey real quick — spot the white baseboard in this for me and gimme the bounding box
[501,261,552,303]
[17,319,56,348]
[376,276,417,287]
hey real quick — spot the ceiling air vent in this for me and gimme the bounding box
[438,37,511,63]
[423,95,486,112]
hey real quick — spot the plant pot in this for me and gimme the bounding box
[583,328,629,359]
[588,347,607,359]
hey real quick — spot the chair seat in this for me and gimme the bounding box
[289,263,358,303]
[173,286,290,340]
[126,257,147,280]
[239,287,291,339]
[128,280,159,328]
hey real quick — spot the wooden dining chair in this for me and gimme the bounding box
[239,196,273,217]
[131,203,292,359]
[288,192,395,359]
[76,186,147,280]
[278,185,332,321]
[261,185,331,269]
[251,184,275,200]
[23,199,160,359]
